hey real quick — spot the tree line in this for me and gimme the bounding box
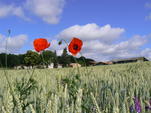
[0,48,95,68]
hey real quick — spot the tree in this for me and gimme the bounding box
[0,50,96,68]
[77,56,95,66]
[0,53,20,68]
[18,54,26,65]
[68,55,75,63]
[24,50,41,67]
[7,54,20,67]
[41,50,56,68]
[77,56,87,66]
[53,50,58,68]
[0,53,6,67]
[59,48,70,67]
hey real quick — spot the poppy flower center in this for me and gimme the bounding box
[73,44,79,50]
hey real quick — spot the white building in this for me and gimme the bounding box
[48,63,54,68]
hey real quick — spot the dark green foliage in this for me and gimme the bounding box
[0,50,95,69]
[78,56,95,66]
[58,48,95,67]
[59,48,70,67]
[24,50,41,67]
[41,50,57,68]
[18,54,26,65]
[53,50,58,68]
[0,53,22,68]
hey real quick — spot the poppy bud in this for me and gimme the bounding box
[58,40,62,45]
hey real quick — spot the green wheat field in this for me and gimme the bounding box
[0,62,151,113]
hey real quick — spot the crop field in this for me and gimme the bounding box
[0,62,151,113]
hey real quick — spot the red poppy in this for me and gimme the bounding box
[68,37,83,56]
[33,38,50,52]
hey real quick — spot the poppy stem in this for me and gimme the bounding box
[73,56,80,74]
[4,29,12,91]
[79,52,87,67]
[2,29,22,111]
[41,51,47,67]
[79,52,90,75]
[60,39,80,74]
[61,39,69,47]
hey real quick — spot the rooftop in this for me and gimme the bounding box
[110,57,149,62]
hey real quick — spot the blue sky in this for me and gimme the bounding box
[0,0,151,61]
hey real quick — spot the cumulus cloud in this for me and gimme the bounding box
[0,3,30,21]
[141,48,151,60]
[146,13,151,20]
[0,34,28,53]
[57,23,125,43]
[25,0,65,24]
[0,0,65,24]
[145,2,151,21]
[145,2,151,8]
[53,23,150,61]
[80,36,147,61]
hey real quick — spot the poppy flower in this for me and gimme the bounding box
[68,37,83,56]
[33,38,50,52]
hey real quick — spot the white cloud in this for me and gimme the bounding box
[145,2,151,8]
[0,34,28,53]
[0,34,3,39]
[0,0,65,24]
[141,48,151,60]
[52,23,150,61]
[146,13,151,20]
[82,35,148,61]
[25,0,65,24]
[145,2,151,21]
[82,35,147,56]
[114,35,147,51]
[57,23,125,43]
[0,3,30,21]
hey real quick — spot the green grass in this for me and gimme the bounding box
[0,62,151,113]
